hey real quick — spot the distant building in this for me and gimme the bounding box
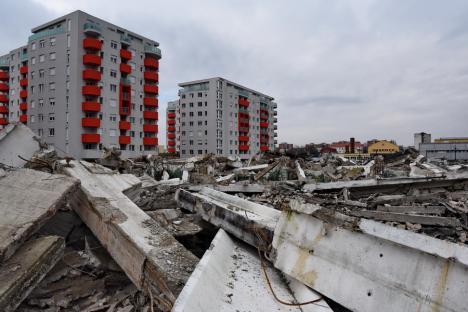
[420,142,468,161]
[329,140,363,154]
[320,146,337,154]
[414,132,431,150]
[368,140,400,155]
[166,100,178,154]
[434,137,468,144]
[278,142,293,151]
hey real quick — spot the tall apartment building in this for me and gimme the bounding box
[0,10,161,159]
[167,77,278,158]
[166,100,178,154]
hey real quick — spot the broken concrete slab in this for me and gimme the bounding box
[0,168,78,262]
[272,201,468,312]
[62,160,198,311]
[349,210,461,227]
[187,183,266,194]
[0,122,43,167]
[173,229,331,312]
[376,205,446,215]
[0,236,65,312]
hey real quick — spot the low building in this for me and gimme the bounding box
[434,137,468,144]
[419,142,468,161]
[414,132,431,150]
[278,142,293,151]
[320,146,337,154]
[329,139,364,154]
[368,140,400,155]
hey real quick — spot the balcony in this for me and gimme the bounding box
[82,101,101,112]
[20,90,28,98]
[120,63,132,74]
[19,103,28,111]
[144,84,158,94]
[84,22,102,35]
[119,120,131,130]
[81,117,101,128]
[239,145,249,151]
[143,111,158,120]
[239,98,250,108]
[0,94,8,102]
[167,119,175,126]
[167,112,176,119]
[239,135,249,142]
[120,34,132,45]
[143,137,158,145]
[167,133,175,139]
[144,45,162,59]
[167,126,176,132]
[19,79,28,87]
[83,38,102,50]
[167,147,176,153]
[20,66,28,75]
[260,146,269,152]
[0,106,8,114]
[143,97,158,107]
[81,133,100,143]
[82,69,101,81]
[143,124,158,133]
[168,141,176,147]
[120,49,132,60]
[144,58,159,69]
[119,106,131,116]
[144,71,158,81]
[0,117,8,125]
[19,115,27,123]
[260,122,269,128]
[83,54,101,66]
[0,71,9,80]
[119,135,131,145]
[82,85,101,96]
[0,83,8,91]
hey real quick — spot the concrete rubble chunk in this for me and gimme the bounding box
[0,168,79,262]
[0,236,65,312]
[0,122,44,167]
[62,160,199,311]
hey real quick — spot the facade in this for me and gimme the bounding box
[414,132,431,150]
[166,100,178,154]
[0,10,161,159]
[420,143,468,161]
[434,137,468,144]
[329,140,364,154]
[172,77,278,159]
[279,142,294,151]
[368,140,400,155]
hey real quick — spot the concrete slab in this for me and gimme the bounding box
[0,122,42,167]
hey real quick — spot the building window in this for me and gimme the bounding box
[39,99,44,107]
[39,69,44,78]
[67,35,71,48]
[49,82,55,90]
[50,37,56,46]
[49,52,56,60]
[49,113,55,121]
[38,129,43,136]
[109,99,117,107]
[39,54,45,62]
[31,42,36,50]
[110,70,117,78]
[110,84,117,92]
[109,114,117,122]
[49,67,56,76]
[109,129,116,137]
[110,55,117,63]
[49,98,55,106]
[111,41,118,49]
[49,128,55,136]
[31,57,36,65]
[39,40,45,48]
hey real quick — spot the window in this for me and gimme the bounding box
[110,70,117,78]
[49,52,56,60]
[66,65,70,75]
[30,71,35,79]
[31,100,35,108]
[39,69,44,78]
[31,42,36,50]
[111,41,118,49]
[38,129,43,136]
[49,113,55,121]
[49,98,55,106]
[49,67,56,76]
[198,92,202,97]
[38,84,43,92]
[39,40,45,48]
[109,114,117,122]
[198,112,202,116]
[110,84,117,92]
[50,37,56,46]
[39,99,44,107]
[198,102,202,107]
[110,55,117,63]
[31,57,36,65]
[48,128,55,136]
[30,115,35,123]
[109,129,117,137]
[49,82,55,90]
[67,20,71,31]
[67,35,71,48]
[39,54,45,62]
[109,99,117,107]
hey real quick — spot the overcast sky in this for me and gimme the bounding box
[2,0,468,146]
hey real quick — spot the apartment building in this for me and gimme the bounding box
[166,100,178,154]
[0,10,161,159]
[168,77,278,159]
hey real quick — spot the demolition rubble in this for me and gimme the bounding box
[1,123,468,312]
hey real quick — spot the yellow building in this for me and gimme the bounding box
[368,140,400,155]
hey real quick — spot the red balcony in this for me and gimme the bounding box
[82,85,101,96]
[0,71,9,80]
[144,58,159,68]
[143,124,158,132]
[19,115,27,123]
[0,94,8,102]
[81,133,100,143]
[19,103,28,111]
[260,146,269,152]
[239,145,250,151]
[119,120,131,130]
[167,133,175,139]
[0,117,8,125]
[143,111,158,120]
[82,69,101,81]
[82,101,101,112]
[143,97,158,107]
[0,106,8,114]
[167,119,175,126]
[19,78,28,87]
[168,147,176,153]
[168,141,176,146]
[119,135,131,145]
[20,66,28,75]
[144,84,158,94]
[167,112,176,119]
[83,38,102,50]
[239,135,249,142]
[143,137,158,145]
[120,63,132,74]
[81,117,101,128]
[0,83,8,92]
[144,72,158,81]
[239,98,250,107]
[120,49,132,60]
[260,122,269,128]
[20,90,28,98]
[167,126,176,132]
[83,54,101,66]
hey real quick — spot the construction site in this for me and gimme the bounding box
[0,122,467,312]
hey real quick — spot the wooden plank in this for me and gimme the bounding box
[350,210,460,227]
[0,236,65,312]
[0,169,79,262]
[376,205,446,215]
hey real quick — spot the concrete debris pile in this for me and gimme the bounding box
[2,124,468,312]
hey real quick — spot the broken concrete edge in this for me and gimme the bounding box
[288,201,468,266]
[0,236,65,312]
[0,122,44,167]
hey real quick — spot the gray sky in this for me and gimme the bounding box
[2,0,468,146]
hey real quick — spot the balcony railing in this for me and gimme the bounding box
[84,22,102,35]
[144,45,162,59]
[81,133,100,143]
[120,34,132,45]
[28,27,65,42]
